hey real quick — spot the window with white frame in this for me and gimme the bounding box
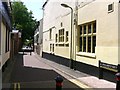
[108,3,114,13]
[50,44,54,53]
[59,29,64,42]
[79,21,96,53]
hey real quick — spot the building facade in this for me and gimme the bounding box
[42,0,120,82]
[0,0,12,71]
[34,19,43,56]
[10,30,22,60]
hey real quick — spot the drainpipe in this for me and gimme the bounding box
[61,4,74,69]
[74,0,78,70]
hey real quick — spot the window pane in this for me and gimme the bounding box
[92,36,96,53]
[80,37,82,51]
[80,26,82,35]
[88,24,91,33]
[62,36,64,42]
[53,44,54,52]
[66,31,68,42]
[59,30,60,36]
[78,21,96,53]
[93,22,96,33]
[56,34,57,42]
[59,37,60,42]
[108,4,113,11]
[50,29,52,39]
[84,25,86,34]
[88,36,91,53]
[83,37,86,52]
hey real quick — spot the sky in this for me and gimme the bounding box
[20,0,45,21]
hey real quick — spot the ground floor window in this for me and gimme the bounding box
[5,28,9,52]
[66,31,68,42]
[78,21,96,53]
[50,44,54,53]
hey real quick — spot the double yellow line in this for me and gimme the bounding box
[14,83,20,90]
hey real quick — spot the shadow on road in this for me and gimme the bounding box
[10,54,61,82]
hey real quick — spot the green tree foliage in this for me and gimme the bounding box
[11,0,37,44]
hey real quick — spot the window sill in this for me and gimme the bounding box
[76,52,96,58]
[108,10,114,13]
[65,42,69,44]
[58,42,64,44]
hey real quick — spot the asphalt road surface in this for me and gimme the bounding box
[2,53,84,90]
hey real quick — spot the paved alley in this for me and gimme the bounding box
[2,52,83,90]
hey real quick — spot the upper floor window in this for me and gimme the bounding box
[49,29,52,40]
[59,29,64,42]
[55,34,58,42]
[108,3,114,13]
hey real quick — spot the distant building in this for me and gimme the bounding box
[34,19,43,56]
[42,0,120,82]
[10,30,22,55]
[0,0,12,71]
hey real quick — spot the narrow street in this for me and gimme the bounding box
[2,52,83,90]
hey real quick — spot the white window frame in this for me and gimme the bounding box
[108,3,114,13]
[77,21,96,58]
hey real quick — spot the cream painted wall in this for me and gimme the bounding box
[43,31,50,53]
[55,47,69,58]
[43,0,74,58]
[43,0,75,32]
[118,3,120,64]
[54,14,71,58]
[43,0,119,67]
[1,22,10,67]
[2,51,10,66]
[77,0,118,66]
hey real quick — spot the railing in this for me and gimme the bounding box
[98,60,117,79]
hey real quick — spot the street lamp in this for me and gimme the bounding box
[61,3,74,69]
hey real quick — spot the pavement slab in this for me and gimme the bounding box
[33,52,116,89]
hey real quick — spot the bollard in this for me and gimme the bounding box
[23,51,24,55]
[30,51,31,55]
[116,72,120,90]
[55,76,63,90]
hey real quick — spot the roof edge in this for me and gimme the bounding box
[42,0,49,9]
